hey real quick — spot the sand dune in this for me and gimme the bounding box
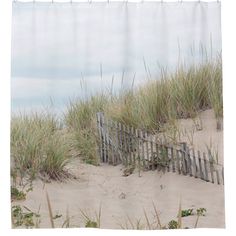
[13,161,224,229]
[12,109,224,229]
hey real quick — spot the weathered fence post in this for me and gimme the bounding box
[216,169,220,185]
[171,147,175,172]
[108,119,115,165]
[131,126,136,165]
[160,141,167,173]
[176,150,181,174]
[126,125,132,165]
[222,167,224,185]
[119,122,125,165]
[103,116,108,163]
[96,112,104,162]
[203,152,209,182]
[208,151,215,184]
[140,130,146,169]
[181,142,188,175]
[105,117,110,164]
[187,147,192,177]
[166,146,170,172]
[145,131,149,170]
[123,124,128,166]
[192,149,198,178]
[155,142,160,172]
[117,121,123,164]
[117,121,121,151]
[198,151,204,180]
[150,137,154,170]
[136,129,141,176]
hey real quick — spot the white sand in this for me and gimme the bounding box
[177,109,223,165]
[159,109,223,164]
[12,109,225,229]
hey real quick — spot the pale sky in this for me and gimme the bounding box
[11,2,222,113]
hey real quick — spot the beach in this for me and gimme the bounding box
[12,109,224,229]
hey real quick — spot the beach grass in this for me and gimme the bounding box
[11,57,223,180]
[11,112,71,180]
[207,57,223,121]
[65,95,108,165]
[104,57,222,132]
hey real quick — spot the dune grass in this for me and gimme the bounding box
[63,57,222,167]
[11,112,71,181]
[65,95,108,165]
[104,57,222,131]
[207,57,223,121]
[11,57,223,179]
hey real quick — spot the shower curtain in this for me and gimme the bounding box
[11,1,224,229]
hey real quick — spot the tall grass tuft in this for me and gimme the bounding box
[11,112,71,180]
[170,64,210,119]
[106,57,222,132]
[135,76,173,130]
[106,90,140,128]
[207,56,223,120]
[65,95,108,165]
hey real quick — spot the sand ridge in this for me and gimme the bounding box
[12,109,225,229]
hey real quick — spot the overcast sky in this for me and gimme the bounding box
[11,2,222,114]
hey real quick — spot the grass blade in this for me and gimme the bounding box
[143,208,151,230]
[46,190,55,228]
[177,200,182,229]
[152,201,162,229]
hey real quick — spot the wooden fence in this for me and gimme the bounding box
[96,112,224,185]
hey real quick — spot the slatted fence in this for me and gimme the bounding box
[96,112,224,185]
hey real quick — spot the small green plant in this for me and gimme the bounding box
[196,208,206,216]
[168,220,178,229]
[53,214,62,220]
[11,187,26,201]
[12,205,40,228]
[80,205,102,228]
[194,208,207,228]
[85,220,98,228]
[181,208,194,217]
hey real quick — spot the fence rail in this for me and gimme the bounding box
[96,112,224,185]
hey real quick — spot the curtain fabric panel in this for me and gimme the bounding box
[11,1,224,229]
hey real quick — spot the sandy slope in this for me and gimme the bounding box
[12,109,225,229]
[14,162,225,229]
[177,109,223,165]
[158,109,223,164]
